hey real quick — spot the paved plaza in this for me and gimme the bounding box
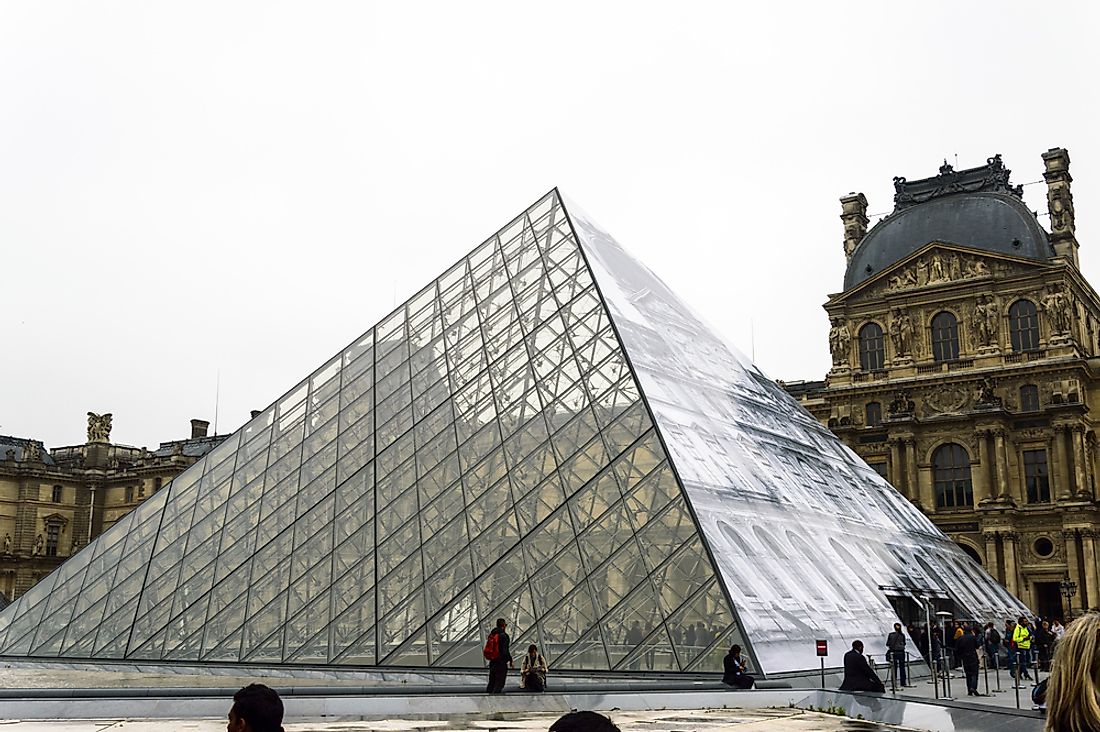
[0,708,913,732]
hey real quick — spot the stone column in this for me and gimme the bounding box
[905,438,922,508]
[889,439,905,496]
[1083,530,1100,611]
[1054,425,1072,500]
[1074,426,1090,497]
[840,193,869,262]
[1042,147,1079,266]
[984,533,1001,583]
[973,431,989,504]
[1063,529,1083,616]
[994,430,1011,500]
[1002,532,1020,597]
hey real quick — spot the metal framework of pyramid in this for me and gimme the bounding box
[0,190,1027,675]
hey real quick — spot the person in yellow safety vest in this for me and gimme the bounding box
[1012,616,1034,682]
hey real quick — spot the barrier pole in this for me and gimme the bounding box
[1014,652,1021,709]
[983,652,990,696]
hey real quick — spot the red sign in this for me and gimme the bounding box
[816,640,828,657]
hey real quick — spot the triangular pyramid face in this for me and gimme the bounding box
[566,202,1028,673]
[0,191,748,673]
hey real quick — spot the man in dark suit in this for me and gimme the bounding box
[839,640,885,693]
[955,625,982,696]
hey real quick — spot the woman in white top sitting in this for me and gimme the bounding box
[521,644,548,692]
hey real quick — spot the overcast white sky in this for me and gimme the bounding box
[2,1,1098,449]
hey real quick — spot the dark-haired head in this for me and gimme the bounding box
[228,684,284,732]
[549,710,621,732]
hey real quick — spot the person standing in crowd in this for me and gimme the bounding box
[1014,616,1035,683]
[722,644,754,689]
[1043,612,1100,732]
[886,622,908,686]
[484,618,514,694]
[984,622,1002,670]
[930,627,944,675]
[520,644,548,692]
[1051,618,1065,641]
[1037,620,1055,671]
[839,640,885,693]
[955,625,981,696]
[1004,618,1019,678]
[944,621,958,670]
[915,624,930,663]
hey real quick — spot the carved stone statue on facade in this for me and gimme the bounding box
[86,412,113,443]
[888,389,915,416]
[972,295,1000,348]
[23,441,42,462]
[2,534,10,554]
[915,257,929,286]
[32,534,44,556]
[975,376,1002,409]
[928,252,947,283]
[964,257,990,278]
[1042,287,1073,335]
[828,318,852,367]
[888,307,913,357]
[948,251,961,281]
[1049,183,1075,234]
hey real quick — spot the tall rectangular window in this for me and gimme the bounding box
[1024,449,1051,503]
[45,524,60,557]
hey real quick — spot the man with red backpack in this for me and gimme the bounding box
[484,618,514,693]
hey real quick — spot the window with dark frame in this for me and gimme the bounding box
[1019,384,1040,413]
[1024,449,1051,503]
[51,485,62,503]
[45,523,60,557]
[933,443,973,508]
[931,311,960,362]
[1009,299,1041,352]
[870,462,889,480]
[865,401,882,427]
[858,323,885,371]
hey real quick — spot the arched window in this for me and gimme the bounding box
[933,443,973,508]
[931,311,960,362]
[1019,384,1040,413]
[865,402,882,427]
[1009,299,1040,352]
[858,323,885,371]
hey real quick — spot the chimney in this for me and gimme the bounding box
[250,410,262,419]
[1042,147,1078,267]
[190,419,210,439]
[840,192,869,262]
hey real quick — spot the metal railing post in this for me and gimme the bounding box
[1014,651,1022,709]
[983,650,989,696]
[942,648,953,699]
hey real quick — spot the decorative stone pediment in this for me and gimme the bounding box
[831,243,1052,305]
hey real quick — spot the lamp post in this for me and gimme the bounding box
[1061,575,1078,620]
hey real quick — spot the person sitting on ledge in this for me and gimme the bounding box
[839,640,885,693]
[722,644,754,689]
[521,643,548,692]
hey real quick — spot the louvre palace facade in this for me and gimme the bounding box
[787,148,1099,621]
[0,418,225,603]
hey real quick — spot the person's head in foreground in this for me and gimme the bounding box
[549,710,621,732]
[228,683,284,732]
[851,640,864,653]
[1045,612,1100,732]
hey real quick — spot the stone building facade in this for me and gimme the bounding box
[0,415,226,602]
[788,148,1099,620]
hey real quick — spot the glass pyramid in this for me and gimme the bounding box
[0,190,1027,675]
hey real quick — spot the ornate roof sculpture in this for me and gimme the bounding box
[844,155,1054,290]
[0,191,1027,675]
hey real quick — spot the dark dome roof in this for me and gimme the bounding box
[844,191,1053,290]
